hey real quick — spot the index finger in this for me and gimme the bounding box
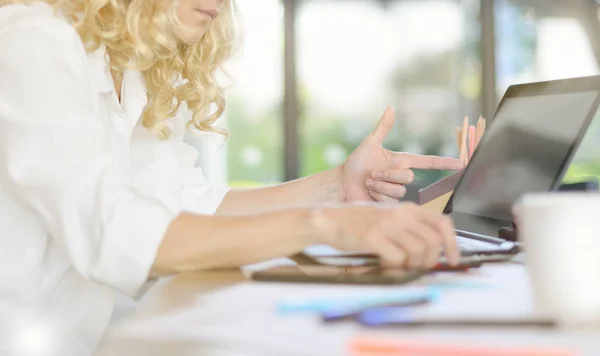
[396,153,464,170]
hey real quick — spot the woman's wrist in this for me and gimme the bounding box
[335,165,345,202]
[322,165,345,203]
[307,206,341,246]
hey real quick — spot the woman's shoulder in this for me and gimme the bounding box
[0,2,82,51]
[0,3,96,97]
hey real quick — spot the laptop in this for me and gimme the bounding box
[300,75,600,263]
[447,75,600,255]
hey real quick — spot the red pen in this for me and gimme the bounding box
[349,337,575,356]
[431,262,480,272]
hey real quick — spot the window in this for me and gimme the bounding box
[495,0,600,183]
[296,0,481,188]
[223,0,600,189]
[226,0,285,187]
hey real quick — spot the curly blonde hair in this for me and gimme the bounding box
[9,0,237,139]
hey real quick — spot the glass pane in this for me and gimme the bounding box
[495,0,600,184]
[296,0,481,189]
[226,0,284,187]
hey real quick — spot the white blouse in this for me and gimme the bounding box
[0,3,229,355]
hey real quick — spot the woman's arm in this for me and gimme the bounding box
[216,109,463,216]
[151,202,460,276]
[150,209,318,275]
[216,167,343,215]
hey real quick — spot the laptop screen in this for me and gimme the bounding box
[447,87,600,237]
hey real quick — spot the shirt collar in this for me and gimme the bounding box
[86,44,148,127]
[121,70,148,125]
[86,44,114,94]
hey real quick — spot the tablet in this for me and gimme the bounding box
[250,265,425,285]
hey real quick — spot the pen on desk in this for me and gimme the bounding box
[277,288,439,314]
[357,307,557,328]
[349,337,575,356]
[321,291,437,322]
[361,317,557,328]
[415,280,492,289]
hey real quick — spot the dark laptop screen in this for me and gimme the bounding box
[447,88,600,237]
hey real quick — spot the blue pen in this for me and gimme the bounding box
[320,289,441,322]
[277,288,440,314]
[420,280,492,289]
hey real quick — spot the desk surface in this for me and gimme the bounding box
[97,262,600,356]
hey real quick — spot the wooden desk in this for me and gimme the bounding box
[97,263,600,356]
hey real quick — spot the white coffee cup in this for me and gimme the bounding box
[513,192,600,327]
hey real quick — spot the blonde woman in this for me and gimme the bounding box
[0,0,463,354]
